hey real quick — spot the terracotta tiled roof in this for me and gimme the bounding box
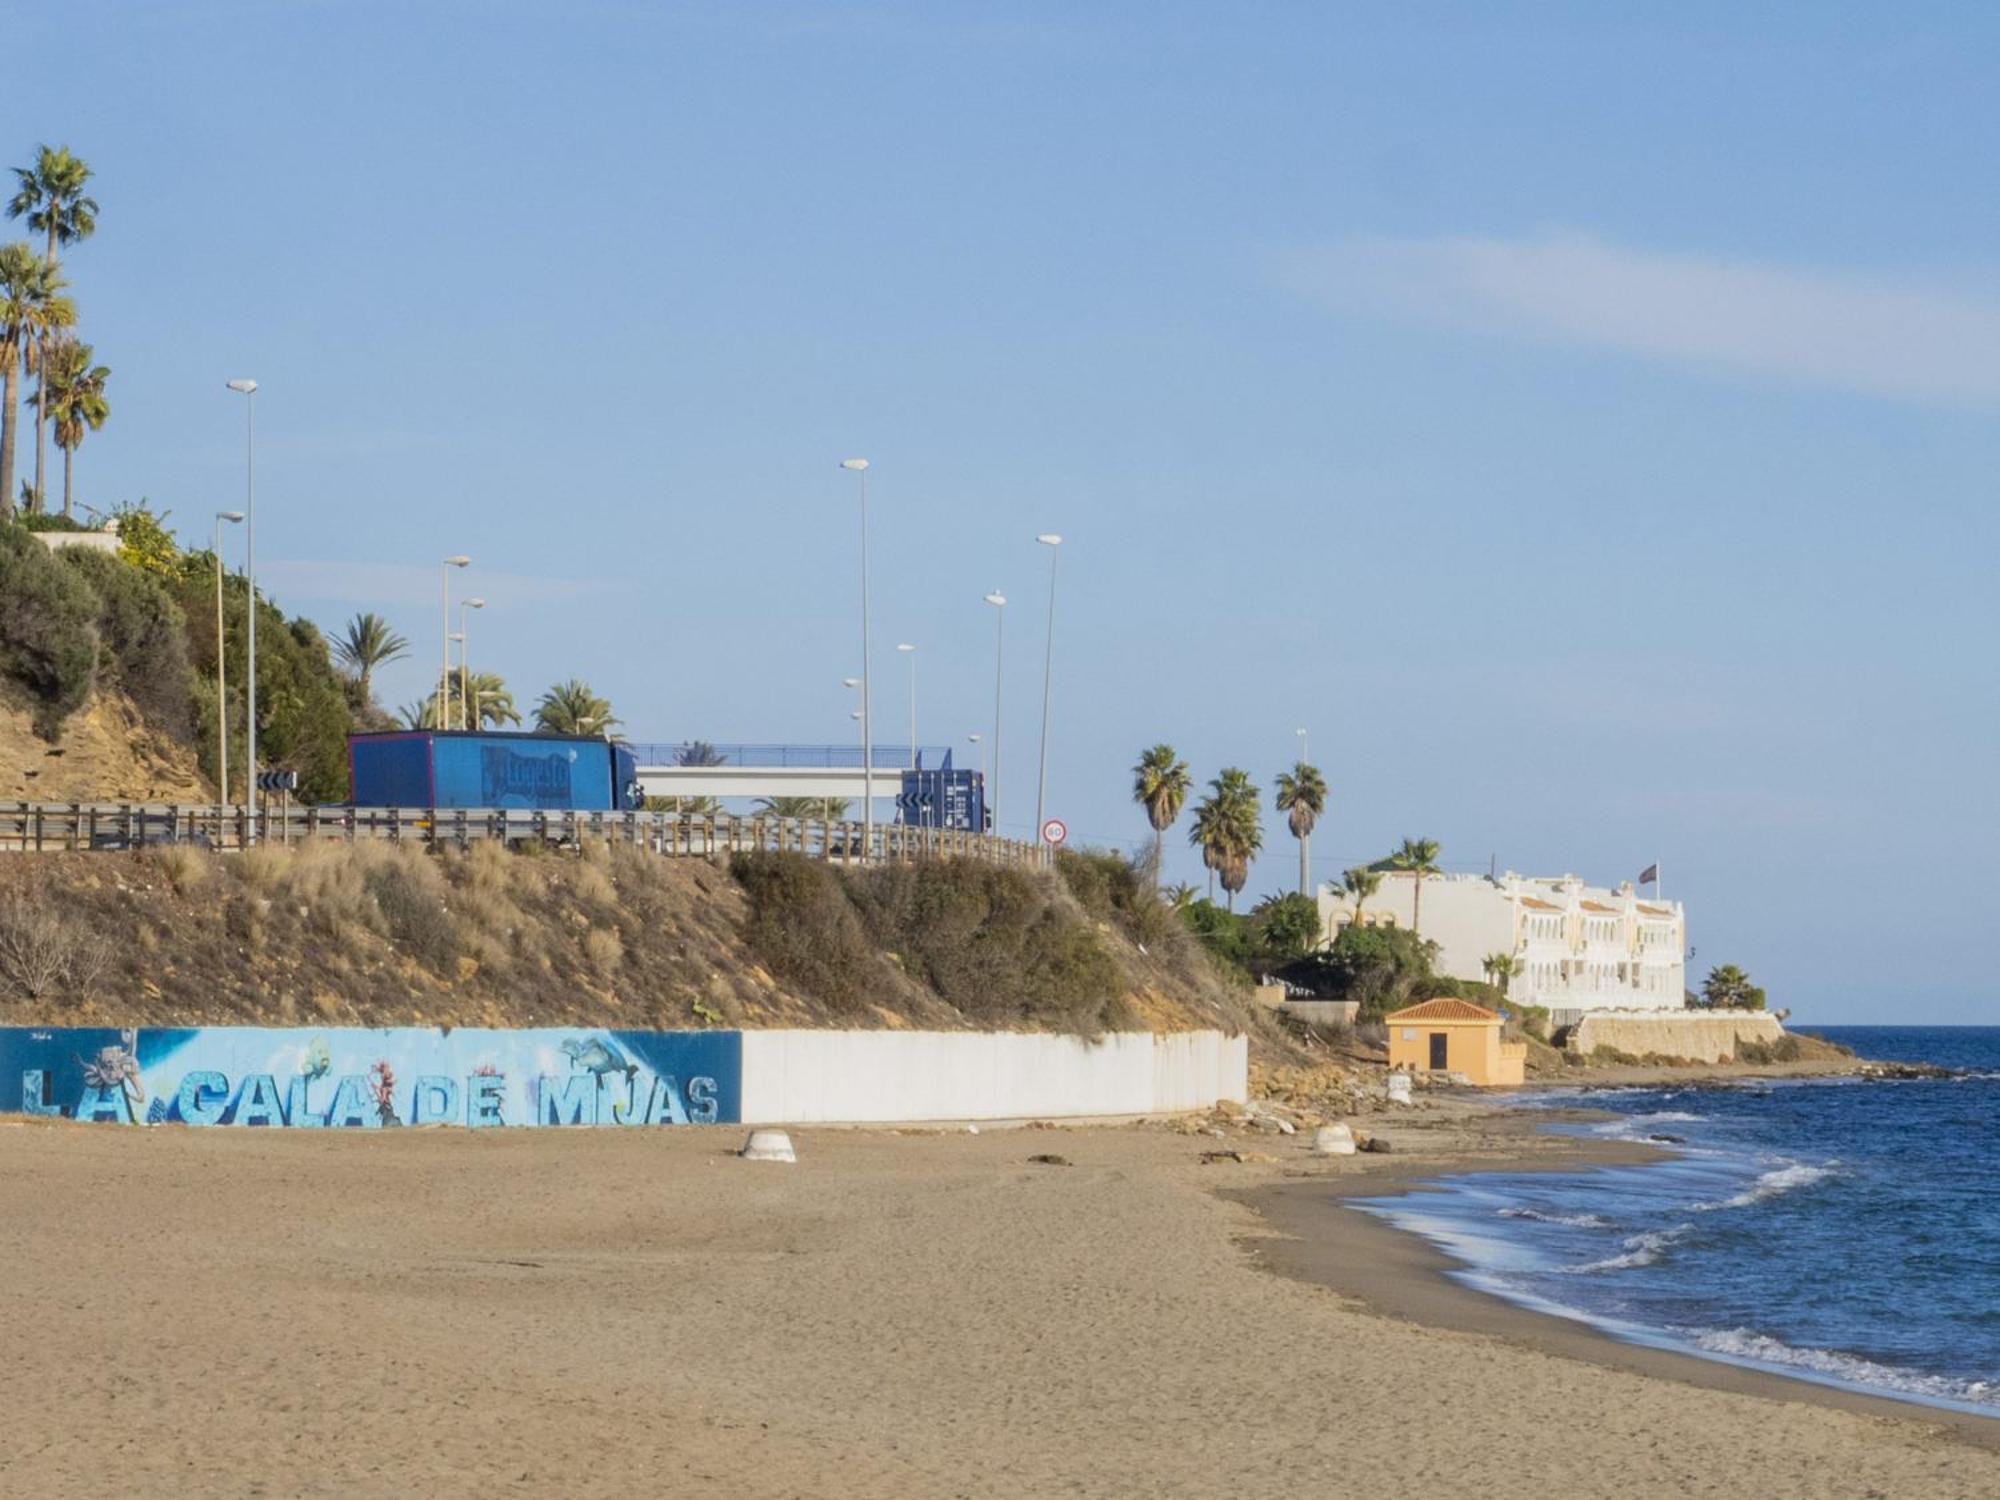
[1387,997,1502,1023]
[1519,897,1562,911]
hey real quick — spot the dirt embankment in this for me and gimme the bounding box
[0,684,210,804]
[0,842,1280,1047]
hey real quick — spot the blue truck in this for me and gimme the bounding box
[347,731,644,812]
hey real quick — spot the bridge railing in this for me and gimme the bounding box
[0,801,1051,869]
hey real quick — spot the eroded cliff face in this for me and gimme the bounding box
[0,686,210,804]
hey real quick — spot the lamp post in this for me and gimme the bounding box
[212,511,243,803]
[439,556,470,728]
[224,380,258,838]
[840,459,873,861]
[1033,533,1062,839]
[458,597,485,729]
[896,643,916,768]
[984,591,1006,835]
[967,732,985,803]
[1297,726,1308,764]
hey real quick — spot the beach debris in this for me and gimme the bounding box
[966,1124,980,1134]
[1647,1133,1686,1144]
[1199,1149,1278,1165]
[1027,1153,1072,1167]
[1385,1072,1414,1106]
[739,1129,796,1163]
[1359,1135,1393,1154]
[1310,1124,1356,1156]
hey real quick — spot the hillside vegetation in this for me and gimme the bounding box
[0,842,1279,1049]
[0,513,357,801]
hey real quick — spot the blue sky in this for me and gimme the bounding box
[12,2,1998,1021]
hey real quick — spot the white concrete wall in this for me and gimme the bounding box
[737,1029,1247,1125]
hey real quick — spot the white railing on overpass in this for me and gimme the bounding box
[0,802,1051,868]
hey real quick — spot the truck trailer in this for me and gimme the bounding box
[347,731,643,812]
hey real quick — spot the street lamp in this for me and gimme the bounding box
[896,643,916,769]
[458,597,485,730]
[1297,727,1309,764]
[212,511,244,803]
[967,732,985,788]
[984,591,1006,834]
[224,379,258,837]
[840,459,873,860]
[440,556,470,728]
[1033,533,1062,839]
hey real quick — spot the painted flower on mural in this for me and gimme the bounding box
[299,1036,331,1080]
[81,1029,144,1105]
[368,1060,401,1126]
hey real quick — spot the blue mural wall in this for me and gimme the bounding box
[0,1026,741,1128]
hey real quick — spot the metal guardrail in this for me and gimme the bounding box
[0,801,1050,868]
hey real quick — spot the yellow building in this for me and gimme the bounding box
[1385,998,1526,1087]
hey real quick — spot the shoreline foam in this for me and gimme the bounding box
[1241,1107,2000,1444]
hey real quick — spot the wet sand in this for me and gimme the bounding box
[1,1110,1995,1498]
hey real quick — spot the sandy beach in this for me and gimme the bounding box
[2,1106,1994,1499]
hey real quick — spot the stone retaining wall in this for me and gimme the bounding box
[1566,1011,1784,1064]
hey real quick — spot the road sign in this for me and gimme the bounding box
[1040,818,1067,846]
[256,770,299,793]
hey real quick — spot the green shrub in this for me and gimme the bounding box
[1251,891,1321,961]
[729,851,879,1013]
[1056,846,1174,947]
[1502,1000,1552,1041]
[170,571,353,802]
[856,858,1125,1032]
[1178,897,1254,968]
[0,525,100,738]
[57,547,196,742]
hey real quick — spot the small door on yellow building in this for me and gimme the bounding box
[1429,1033,1449,1070]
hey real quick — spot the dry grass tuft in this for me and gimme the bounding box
[149,844,210,895]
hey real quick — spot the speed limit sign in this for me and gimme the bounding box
[1040,818,1068,846]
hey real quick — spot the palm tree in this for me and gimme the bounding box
[1388,837,1443,935]
[1482,951,1522,994]
[40,337,107,519]
[756,796,850,821]
[1132,744,1192,874]
[1189,768,1262,911]
[8,146,97,518]
[1164,882,1198,911]
[0,243,74,523]
[1273,761,1327,897]
[1341,865,1383,929]
[534,679,618,736]
[398,674,518,730]
[457,672,518,728]
[334,612,410,702]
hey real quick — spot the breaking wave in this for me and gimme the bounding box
[1496,1206,1613,1229]
[1566,1222,1695,1273]
[1692,1162,1838,1212]
[1682,1327,2000,1409]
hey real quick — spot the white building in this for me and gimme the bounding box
[1316,870,1686,1024]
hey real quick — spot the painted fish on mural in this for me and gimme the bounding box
[561,1035,640,1122]
[560,1036,637,1083]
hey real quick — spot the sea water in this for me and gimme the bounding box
[1354,1026,2000,1414]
